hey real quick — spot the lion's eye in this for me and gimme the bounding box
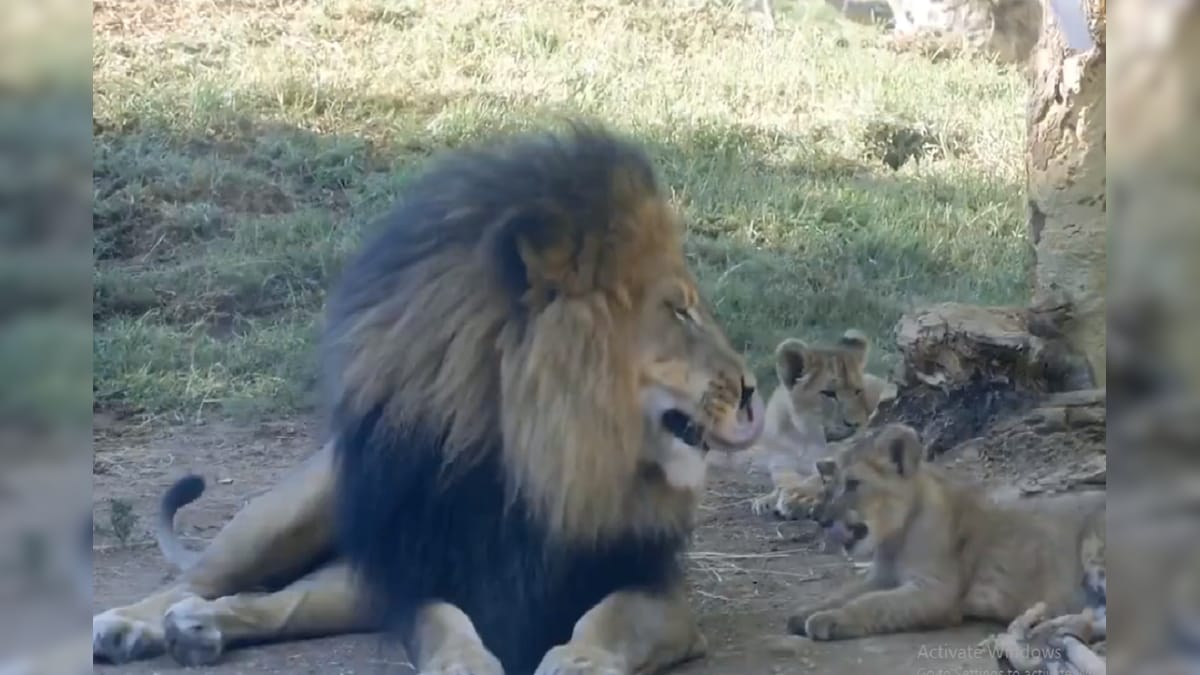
[674,307,694,323]
[844,478,861,492]
[820,390,838,399]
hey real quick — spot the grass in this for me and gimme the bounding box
[93,0,1032,423]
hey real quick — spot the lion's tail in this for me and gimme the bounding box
[155,474,206,571]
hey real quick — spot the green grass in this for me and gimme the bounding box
[93,0,1031,423]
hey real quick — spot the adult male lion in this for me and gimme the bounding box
[92,124,766,675]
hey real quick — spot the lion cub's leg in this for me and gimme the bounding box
[408,601,504,675]
[797,581,961,641]
[786,576,881,635]
[93,442,337,664]
[534,585,705,675]
[1080,519,1106,609]
[161,561,372,667]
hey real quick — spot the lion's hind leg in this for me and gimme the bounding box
[94,442,339,665]
[92,585,193,664]
[161,560,373,666]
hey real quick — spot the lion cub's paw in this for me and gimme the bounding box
[752,484,820,521]
[534,643,629,675]
[751,489,779,517]
[92,609,165,664]
[420,642,504,675]
[163,596,225,667]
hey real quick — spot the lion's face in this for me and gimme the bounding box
[812,424,925,558]
[775,331,873,442]
[638,276,765,460]
[330,125,767,538]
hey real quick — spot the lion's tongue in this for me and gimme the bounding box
[708,393,765,450]
[823,522,852,546]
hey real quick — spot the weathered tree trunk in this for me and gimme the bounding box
[870,0,1109,467]
[1024,0,1106,388]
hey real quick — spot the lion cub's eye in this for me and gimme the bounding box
[673,306,695,323]
[820,390,838,399]
[844,478,861,492]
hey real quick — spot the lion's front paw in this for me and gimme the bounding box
[534,643,628,675]
[163,596,225,667]
[420,641,504,675]
[753,484,820,520]
[802,610,853,641]
[92,609,165,664]
[751,489,779,517]
[774,484,822,520]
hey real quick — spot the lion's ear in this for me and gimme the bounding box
[489,206,582,301]
[775,338,808,388]
[882,424,923,477]
[838,329,870,369]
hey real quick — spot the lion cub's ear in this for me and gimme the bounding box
[880,424,923,477]
[838,329,870,370]
[815,458,839,482]
[775,338,809,388]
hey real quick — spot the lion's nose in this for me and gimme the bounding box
[739,380,756,411]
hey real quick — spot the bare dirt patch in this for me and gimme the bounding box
[93,420,1003,675]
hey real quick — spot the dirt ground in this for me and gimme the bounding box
[92,420,1006,675]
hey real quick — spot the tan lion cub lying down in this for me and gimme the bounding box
[747,330,896,520]
[789,423,1106,641]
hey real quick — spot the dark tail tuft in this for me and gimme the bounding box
[156,474,206,570]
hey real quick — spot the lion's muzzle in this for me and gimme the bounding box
[706,387,765,452]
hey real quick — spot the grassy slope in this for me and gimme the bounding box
[93,0,1030,423]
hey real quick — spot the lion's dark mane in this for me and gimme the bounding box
[324,126,688,674]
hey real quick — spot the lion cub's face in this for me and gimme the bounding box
[638,276,765,462]
[775,331,874,442]
[813,424,925,557]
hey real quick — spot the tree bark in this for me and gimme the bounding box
[1025,0,1106,388]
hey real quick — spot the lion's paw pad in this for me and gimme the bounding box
[163,598,225,667]
[92,610,165,664]
[534,644,628,675]
[420,643,504,675]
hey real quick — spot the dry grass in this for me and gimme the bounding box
[93,0,1031,422]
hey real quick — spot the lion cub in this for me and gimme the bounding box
[749,330,895,520]
[788,424,1106,641]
